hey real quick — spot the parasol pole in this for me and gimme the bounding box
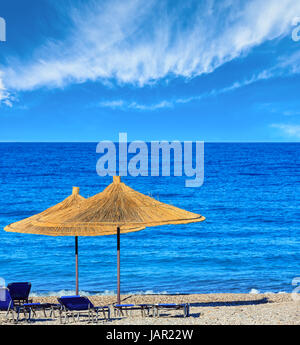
[117,227,121,304]
[75,236,79,295]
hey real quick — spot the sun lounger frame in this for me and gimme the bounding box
[57,296,110,324]
[153,303,190,317]
[113,303,152,317]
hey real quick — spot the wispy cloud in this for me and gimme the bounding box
[257,102,300,117]
[0,72,12,107]
[98,99,173,111]
[282,110,300,116]
[1,0,300,107]
[96,67,286,111]
[271,123,300,138]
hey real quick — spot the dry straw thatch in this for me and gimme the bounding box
[4,177,205,236]
[4,187,86,235]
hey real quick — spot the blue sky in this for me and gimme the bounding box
[0,0,300,142]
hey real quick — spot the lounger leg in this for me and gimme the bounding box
[17,308,21,323]
[6,309,14,323]
[50,306,55,318]
[28,309,32,323]
[5,308,10,321]
[23,308,27,322]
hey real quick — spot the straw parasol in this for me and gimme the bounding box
[4,187,86,294]
[5,187,85,235]
[7,176,205,303]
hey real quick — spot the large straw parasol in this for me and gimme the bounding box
[5,177,205,302]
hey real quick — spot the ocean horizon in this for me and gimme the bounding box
[0,142,299,296]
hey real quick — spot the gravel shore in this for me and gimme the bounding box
[1,293,299,325]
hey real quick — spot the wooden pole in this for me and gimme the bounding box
[117,227,121,304]
[75,236,79,295]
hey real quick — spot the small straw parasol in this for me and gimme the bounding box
[5,187,85,235]
[5,177,205,302]
[4,187,87,294]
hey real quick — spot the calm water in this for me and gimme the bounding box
[0,143,299,295]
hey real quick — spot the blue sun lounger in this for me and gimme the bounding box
[57,296,110,323]
[0,287,42,323]
[7,282,32,305]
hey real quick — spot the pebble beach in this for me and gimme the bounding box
[1,293,299,325]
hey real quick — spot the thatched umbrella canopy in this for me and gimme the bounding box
[15,176,205,303]
[4,187,87,294]
[5,187,85,235]
[29,176,204,233]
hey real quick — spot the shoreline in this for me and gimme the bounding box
[1,293,298,325]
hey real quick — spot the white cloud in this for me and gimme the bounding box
[2,0,300,99]
[0,71,12,106]
[283,110,300,116]
[98,99,173,111]
[257,102,300,116]
[271,123,300,138]
[97,68,278,111]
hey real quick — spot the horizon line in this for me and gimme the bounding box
[0,141,299,144]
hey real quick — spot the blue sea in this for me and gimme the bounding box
[0,143,299,296]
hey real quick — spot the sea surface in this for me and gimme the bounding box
[0,143,299,296]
